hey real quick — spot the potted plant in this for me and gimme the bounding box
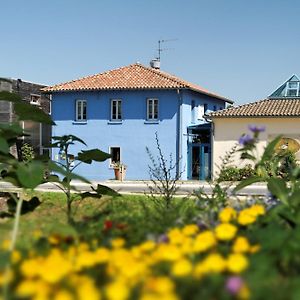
[113,162,127,181]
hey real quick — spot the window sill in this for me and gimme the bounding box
[144,120,159,124]
[72,121,87,125]
[107,120,123,124]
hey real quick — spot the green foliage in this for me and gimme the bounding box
[218,165,255,181]
[50,134,111,224]
[20,143,34,162]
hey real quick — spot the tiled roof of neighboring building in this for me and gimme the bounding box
[43,63,232,103]
[209,98,300,118]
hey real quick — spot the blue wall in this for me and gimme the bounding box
[51,89,226,180]
[52,90,179,180]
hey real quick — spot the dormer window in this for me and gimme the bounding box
[30,94,41,105]
[286,81,299,97]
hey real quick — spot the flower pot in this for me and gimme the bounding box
[114,166,126,181]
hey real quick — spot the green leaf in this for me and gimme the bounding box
[52,135,87,147]
[48,161,91,184]
[0,137,9,154]
[267,178,289,206]
[14,102,55,125]
[92,184,121,197]
[16,161,45,189]
[77,149,111,164]
[233,176,264,193]
[261,135,282,163]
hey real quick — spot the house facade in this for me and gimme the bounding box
[44,63,232,180]
[209,75,300,177]
[0,77,51,157]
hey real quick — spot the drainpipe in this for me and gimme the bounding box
[177,89,183,178]
[204,114,214,180]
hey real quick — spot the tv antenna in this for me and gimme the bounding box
[157,38,177,61]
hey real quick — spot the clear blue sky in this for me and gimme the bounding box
[1,0,300,104]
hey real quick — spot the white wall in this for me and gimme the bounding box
[212,117,300,177]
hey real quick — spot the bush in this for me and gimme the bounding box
[218,165,255,181]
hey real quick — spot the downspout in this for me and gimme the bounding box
[177,89,183,177]
[204,114,214,180]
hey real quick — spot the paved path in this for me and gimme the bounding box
[0,180,269,196]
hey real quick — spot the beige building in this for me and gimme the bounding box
[209,75,300,177]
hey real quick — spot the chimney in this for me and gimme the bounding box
[150,58,160,70]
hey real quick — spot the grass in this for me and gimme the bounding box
[0,191,198,251]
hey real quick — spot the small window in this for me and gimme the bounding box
[110,147,121,167]
[286,81,299,97]
[147,98,159,120]
[213,105,217,111]
[204,103,208,113]
[111,99,122,120]
[30,94,41,105]
[75,100,87,121]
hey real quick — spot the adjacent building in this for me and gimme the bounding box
[0,78,51,157]
[43,63,232,180]
[209,75,300,177]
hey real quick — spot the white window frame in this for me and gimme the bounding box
[147,98,159,121]
[109,146,121,167]
[30,94,41,105]
[111,99,122,121]
[285,82,300,97]
[75,99,87,121]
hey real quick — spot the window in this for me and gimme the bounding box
[75,100,87,121]
[110,147,120,167]
[30,94,41,105]
[111,99,122,120]
[213,105,217,111]
[204,103,208,113]
[147,98,159,120]
[286,81,299,97]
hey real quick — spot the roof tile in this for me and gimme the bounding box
[209,98,300,117]
[43,63,232,102]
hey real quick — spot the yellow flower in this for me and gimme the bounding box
[1,239,11,251]
[172,259,193,277]
[139,240,156,252]
[182,224,199,236]
[238,284,250,299]
[11,250,21,264]
[250,204,265,216]
[219,207,237,223]
[215,223,237,241]
[106,280,129,300]
[76,277,101,300]
[16,279,49,298]
[237,209,256,226]
[168,228,185,244]
[54,290,74,300]
[249,244,261,254]
[232,237,250,253]
[144,276,175,294]
[111,238,125,248]
[39,250,73,283]
[202,253,227,273]
[193,231,216,253]
[227,253,249,273]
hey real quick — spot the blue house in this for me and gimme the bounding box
[43,63,232,180]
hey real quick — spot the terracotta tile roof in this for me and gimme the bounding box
[42,63,232,103]
[209,98,300,118]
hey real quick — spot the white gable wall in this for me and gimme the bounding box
[212,117,300,178]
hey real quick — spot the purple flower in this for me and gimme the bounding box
[239,134,254,146]
[248,125,266,133]
[157,234,169,244]
[225,276,243,295]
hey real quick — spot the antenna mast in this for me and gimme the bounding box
[157,38,177,61]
